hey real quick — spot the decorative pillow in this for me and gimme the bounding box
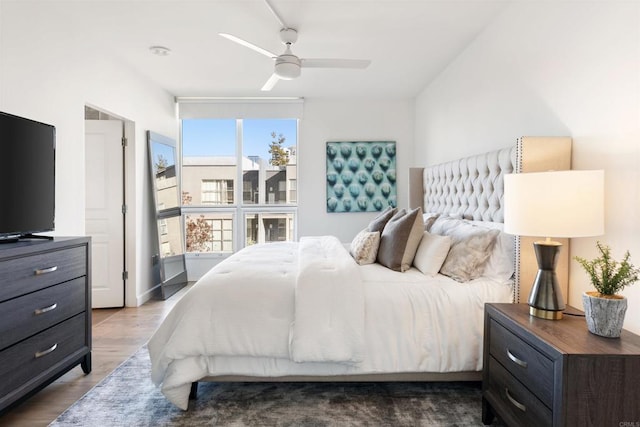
[349,229,381,265]
[367,207,397,233]
[439,227,500,282]
[377,207,424,272]
[422,212,440,231]
[465,220,515,282]
[432,217,515,282]
[413,232,452,276]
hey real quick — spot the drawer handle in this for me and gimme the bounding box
[34,303,58,315]
[507,349,528,368]
[505,387,527,412]
[34,343,58,358]
[34,266,58,275]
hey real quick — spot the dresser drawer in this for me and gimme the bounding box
[0,245,86,301]
[0,313,87,403]
[486,356,552,427]
[489,318,554,407]
[0,277,86,350]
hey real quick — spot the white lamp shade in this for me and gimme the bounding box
[504,170,604,238]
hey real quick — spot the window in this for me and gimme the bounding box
[181,117,298,255]
[201,179,234,204]
[185,212,234,253]
[245,212,295,246]
[288,179,297,203]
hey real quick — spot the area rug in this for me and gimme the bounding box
[50,347,491,426]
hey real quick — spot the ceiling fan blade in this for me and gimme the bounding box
[301,58,371,69]
[219,33,277,59]
[263,0,288,29]
[261,74,280,91]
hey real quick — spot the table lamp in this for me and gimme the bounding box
[504,170,604,320]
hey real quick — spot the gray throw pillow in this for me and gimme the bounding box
[377,207,424,272]
[367,207,398,233]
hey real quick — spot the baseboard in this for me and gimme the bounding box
[135,283,163,306]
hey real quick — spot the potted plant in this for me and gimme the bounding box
[574,241,640,338]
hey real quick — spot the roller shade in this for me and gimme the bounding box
[177,97,304,119]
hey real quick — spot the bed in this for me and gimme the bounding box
[148,137,572,410]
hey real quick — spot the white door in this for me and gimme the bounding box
[85,120,125,308]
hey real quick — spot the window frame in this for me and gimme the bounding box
[180,118,298,259]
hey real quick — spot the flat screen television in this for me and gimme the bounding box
[0,111,55,242]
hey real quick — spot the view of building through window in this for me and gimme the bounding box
[182,118,297,254]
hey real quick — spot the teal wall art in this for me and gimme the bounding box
[326,141,397,213]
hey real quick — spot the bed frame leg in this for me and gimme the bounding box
[189,382,198,400]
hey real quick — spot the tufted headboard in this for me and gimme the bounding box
[421,147,515,222]
[409,137,572,303]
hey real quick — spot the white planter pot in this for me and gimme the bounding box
[582,291,627,338]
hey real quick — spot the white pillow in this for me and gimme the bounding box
[413,232,452,276]
[422,212,440,231]
[350,229,381,265]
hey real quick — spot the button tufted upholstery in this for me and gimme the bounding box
[423,147,516,223]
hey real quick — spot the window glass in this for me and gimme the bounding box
[182,119,236,206]
[245,212,295,246]
[185,212,234,253]
[243,119,297,205]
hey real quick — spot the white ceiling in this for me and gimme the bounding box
[28,0,510,98]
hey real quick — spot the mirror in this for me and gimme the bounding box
[147,131,188,299]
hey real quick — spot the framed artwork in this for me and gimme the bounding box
[326,141,397,213]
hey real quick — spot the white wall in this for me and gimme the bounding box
[414,2,640,333]
[298,99,414,242]
[0,2,177,306]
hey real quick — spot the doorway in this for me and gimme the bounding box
[84,106,127,308]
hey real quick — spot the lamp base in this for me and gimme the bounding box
[529,306,563,320]
[527,241,566,321]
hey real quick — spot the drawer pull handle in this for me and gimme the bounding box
[34,343,58,358]
[34,266,58,275]
[505,387,527,412]
[34,303,58,315]
[507,349,528,368]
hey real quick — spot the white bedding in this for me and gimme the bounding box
[148,236,512,410]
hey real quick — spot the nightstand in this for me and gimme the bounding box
[482,303,640,426]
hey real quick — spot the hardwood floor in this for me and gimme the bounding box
[0,285,191,427]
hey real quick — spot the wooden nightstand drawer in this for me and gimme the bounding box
[0,277,86,351]
[485,356,552,427]
[483,303,640,426]
[0,245,87,301]
[489,318,554,407]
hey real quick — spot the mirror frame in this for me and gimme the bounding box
[147,131,188,299]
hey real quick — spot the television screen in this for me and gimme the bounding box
[0,111,55,240]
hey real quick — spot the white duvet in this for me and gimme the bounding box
[148,236,512,410]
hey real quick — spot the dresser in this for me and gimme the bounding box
[0,237,91,414]
[483,303,640,426]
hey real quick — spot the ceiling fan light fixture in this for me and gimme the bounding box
[274,52,301,79]
[275,62,300,80]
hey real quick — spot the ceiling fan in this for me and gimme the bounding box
[219,0,371,91]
